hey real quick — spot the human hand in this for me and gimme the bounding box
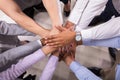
[63,42,76,66]
[64,21,75,30]
[41,45,59,55]
[58,41,77,62]
[41,28,50,38]
[49,26,61,35]
[45,26,76,47]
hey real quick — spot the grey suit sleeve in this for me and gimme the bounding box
[0,40,42,72]
[0,21,35,36]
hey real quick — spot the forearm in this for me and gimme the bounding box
[83,36,120,48]
[42,0,63,27]
[69,61,102,80]
[0,40,42,72]
[40,55,58,80]
[0,49,46,80]
[75,0,108,30]
[0,45,57,80]
[0,0,47,37]
[80,17,120,44]
[68,0,89,25]
[0,21,35,36]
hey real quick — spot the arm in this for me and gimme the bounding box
[68,0,108,30]
[45,17,120,47]
[63,46,102,80]
[42,0,63,27]
[0,21,35,36]
[67,0,89,25]
[42,0,64,38]
[0,45,56,80]
[0,40,42,72]
[39,55,59,80]
[0,0,49,37]
[66,60,102,80]
[83,37,120,48]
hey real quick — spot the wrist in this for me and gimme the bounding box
[65,57,74,66]
[52,21,62,28]
[41,46,55,55]
[66,21,75,26]
[39,28,50,38]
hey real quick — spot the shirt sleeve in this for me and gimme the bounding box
[83,37,120,48]
[81,17,120,45]
[0,21,35,36]
[68,0,108,30]
[75,0,108,30]
[68,0,89,25]
[70,61,102,80]
[0,49,45,80]
[116,64,120,80]
[39,55,58,80]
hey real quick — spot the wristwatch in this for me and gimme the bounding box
[75,31,82,45]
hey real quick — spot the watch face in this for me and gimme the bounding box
[76,35,81,41]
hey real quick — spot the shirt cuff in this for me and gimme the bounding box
[69,61,81,73]
[37,40,42,46]
[38,49,45,56]
[81,29,92,45]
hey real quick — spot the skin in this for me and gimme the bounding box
[0,0,62,38]
[41,45,57,55]
[0,0,63,54]
[45,26,76,47]
[65,21,75,29]
[60,41,76,66]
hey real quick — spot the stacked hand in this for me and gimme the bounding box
[58,41,77,62]
[44,26,76,47]
[41,22,77,62]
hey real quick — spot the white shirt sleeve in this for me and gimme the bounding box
[76,0,108,30]
[81,17,120,44]
[68,0,108,30]
[68,0,89,25]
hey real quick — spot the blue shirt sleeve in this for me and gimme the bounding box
[116,64,120,80]
[69,61,102,80]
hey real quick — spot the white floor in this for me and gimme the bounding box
[0,3,112,80]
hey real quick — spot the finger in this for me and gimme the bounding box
[45,35,57,40]
[47,43,62,47]
[56,26,67,32]
[46,40,62,46]
[45,37,61,44]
